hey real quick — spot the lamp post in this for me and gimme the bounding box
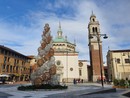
[121,53,125,78]
[111,58,119,79]
[66,50,68,83]
[89,33,108,87]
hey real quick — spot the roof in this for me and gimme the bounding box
[0,45,30,59]
[78,60,88,62]
[27,55,35,59]
[109,49,130,52]
[53,37,66,43]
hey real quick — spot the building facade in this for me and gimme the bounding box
[107,50,130,81]
[52,23,88,83]
[0,45,31,81]
[88,13,104,82]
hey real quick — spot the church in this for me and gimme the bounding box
[52,23,88,83]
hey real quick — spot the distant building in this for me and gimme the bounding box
[27,55,37,72]
[107,49,130,80]
[0,45,31,81]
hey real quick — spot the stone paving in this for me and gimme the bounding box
[0,82,129,98]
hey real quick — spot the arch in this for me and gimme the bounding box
[6,65,9,72]
[93,18,95,22]
[2,64,5,70]
[92,27,95,32]
[16,66,18,73]
[10,65,12,73]
[13,66,15,73]
[95,27,98,32]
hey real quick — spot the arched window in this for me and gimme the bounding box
[13,66,15,73]
[93,18,95,22]
[95,27,98,32]
[79,69,82,76]
[92,27,95,32]
[10,66,12,73]
[2,64,5,69]
[117,58,120,63]
[6,65,9,72]
[16,66,18,73]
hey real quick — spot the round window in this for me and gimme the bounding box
[56,60,61,65]
[70,68,73,71]
[79,62,83,67]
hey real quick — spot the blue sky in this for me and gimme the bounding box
[0,0,130,62]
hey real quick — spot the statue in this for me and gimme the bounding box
[31,23,58,86]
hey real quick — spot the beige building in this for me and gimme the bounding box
[107,50,130,80]
[0,45,31,81]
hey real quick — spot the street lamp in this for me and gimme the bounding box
[111,58,119,79]
[121,53,125,78]
[89,33,108,87]
[66,50,68,83]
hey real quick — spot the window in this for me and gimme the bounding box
[125,59,130,63]
[116,58,120,63]
[4,57,6,63]
[16,66,18,73]
[92,27,95,32]
[6,65,9,72]
[2,64,5,70]
[95,27,97,32]
[79,62,83,67]
[10,66,12,73]
[70,68,73,71]
[17,60,19,64]
[56,60,61,65]
[8,57,10,62]
[14,59,16,65]
[79,69,82,76]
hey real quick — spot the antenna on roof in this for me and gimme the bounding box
[65,36,67,41]
[59,21,61,29]
[74,38,76,45]
[92,10,93,15]
[108,46,110,51]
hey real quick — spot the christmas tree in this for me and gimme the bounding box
[31,23,58,86]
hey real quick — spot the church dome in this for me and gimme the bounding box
[53,37,66,42]
[53,22,67,43]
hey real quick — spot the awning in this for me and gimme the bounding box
[0,74,10,77]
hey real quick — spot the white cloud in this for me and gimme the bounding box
[0,0,130,63]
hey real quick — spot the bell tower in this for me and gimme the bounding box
[88,13,104,82]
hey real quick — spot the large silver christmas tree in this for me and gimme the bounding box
[31,23,58,86]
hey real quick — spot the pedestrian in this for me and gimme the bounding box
[73,78,76,84]
[81,79,83,83]
[62,79,66,86]
[125,77,129,88]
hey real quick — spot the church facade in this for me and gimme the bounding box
[53,23,88,83]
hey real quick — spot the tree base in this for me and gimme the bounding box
[17,84,68,91]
